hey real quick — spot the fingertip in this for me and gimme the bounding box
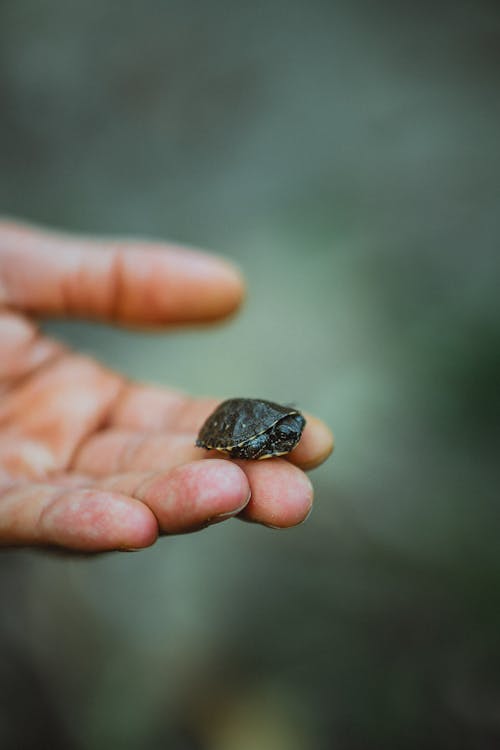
[210,256,246,305]
[136,245,246,325]
[136,459,251,534]
[289,415,334,470]
[186,253,246,322]
[114,499,159,550]
[40,489,159,552]
[236,459,314,528]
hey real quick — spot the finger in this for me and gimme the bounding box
[93,457,309,529]
[287,415,334,470]
[0,480,158,551]
[96,460,250,534]
[72,428,204,476]
[0,218,244,326]
[230,459,313,527]
[74,429,312,528]
[0,354,123,476]
[111,385,220,433]
[110,385,334,469]
[74,421,331,477]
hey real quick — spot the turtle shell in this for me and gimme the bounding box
[196,398,303,451]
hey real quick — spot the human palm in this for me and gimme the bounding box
[0,219,333,551]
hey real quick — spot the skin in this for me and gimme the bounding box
[0,218,334,552]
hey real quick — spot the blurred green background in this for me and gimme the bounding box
[1,1,500,748]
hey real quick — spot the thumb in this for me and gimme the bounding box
[0,218,244,326]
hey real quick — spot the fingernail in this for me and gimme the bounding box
[206,490,252,525]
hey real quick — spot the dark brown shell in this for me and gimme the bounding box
[196,398,301,450]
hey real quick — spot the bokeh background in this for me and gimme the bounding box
[1,1,500,748]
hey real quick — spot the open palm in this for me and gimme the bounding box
[0,219,333,551]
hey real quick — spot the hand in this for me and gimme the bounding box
[0,219,333,552]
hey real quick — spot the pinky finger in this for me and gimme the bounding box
[0,480,159,552]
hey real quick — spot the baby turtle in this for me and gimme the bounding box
[196,398,306,459]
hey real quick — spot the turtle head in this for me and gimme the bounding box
[256,412,306,458]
